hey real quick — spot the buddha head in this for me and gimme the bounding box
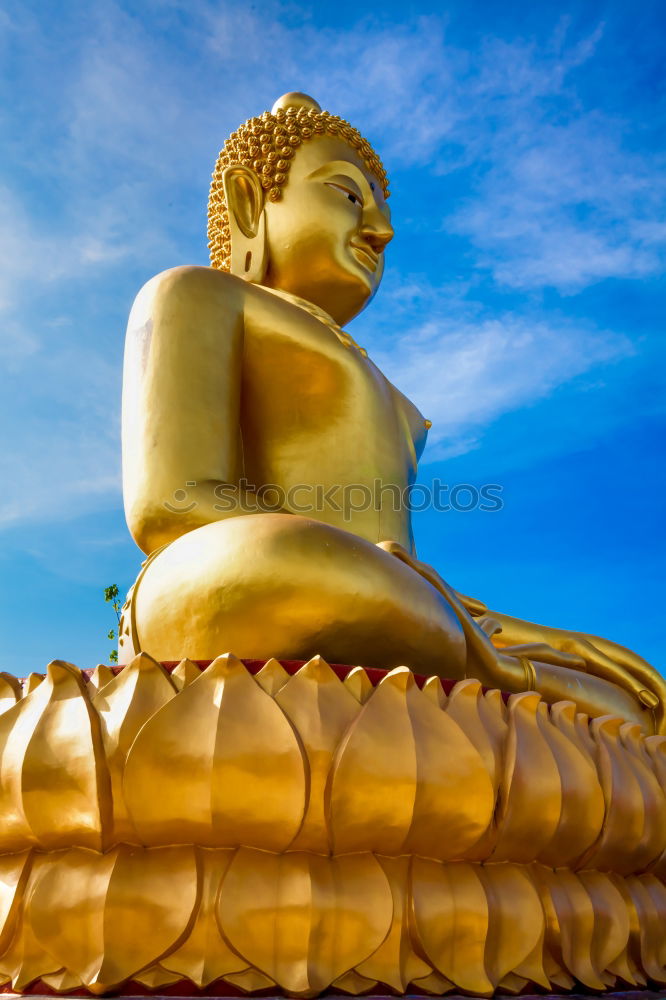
[208,93,393,325]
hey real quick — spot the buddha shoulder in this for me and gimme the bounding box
[127,265,247,340]
[122,266,247,473]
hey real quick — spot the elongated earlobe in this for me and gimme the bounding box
[222,165,268,283]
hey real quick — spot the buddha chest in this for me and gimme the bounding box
[239,290,423,547]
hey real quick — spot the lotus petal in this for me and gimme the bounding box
[123,654,306,849]
[624,875,666,982]
[163,848,247,986]
[403,679,494,860]
[640,874,666,970]
[606,871,648,986]
[93,653,176,846]
[585,716,647,873]
[132,964,184,988]
[575,709,597,757]
[532,865,605,989]
[479,687,508,750]
[411,858,492,994]
[645,735,666,789]
[255,657,289,695]
[536,701,604,867]
[23,674,43,695]
[87,665,114,694]
[218,848,392,996]
[29,845,198,993]
[0,852,31,957]
[355,855,431,990]
[333,969,378,992]
[421,675,447,708]
[0,674,21,715]
[0,855,61,990]
[479,862,546,988]
[0,661,109,852]
[41,968,84,990]
[619,723,666,870]
[496,971,530,993]
[410,969,454,994]
[577,870,630,981]
[170,658,202,691]
[224,968,275,991]
[444,681,504,860]
[275,657,360,852]
[343,667,373,704]
[492,692,561,863]
[328,668,417,855]
[445,680,503,791]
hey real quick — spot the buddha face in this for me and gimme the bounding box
[261,135,394,325]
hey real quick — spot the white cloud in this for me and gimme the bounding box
[0,180,171,329]
[439,33,666,291]
[0,437,119,528]
[0,341,122,528]
[366,284,634,459]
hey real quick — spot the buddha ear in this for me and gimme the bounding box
[222,164,268,283]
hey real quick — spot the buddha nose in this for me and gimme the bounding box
[361,211,394,253]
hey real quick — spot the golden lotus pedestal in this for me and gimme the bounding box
[0,654,664,999]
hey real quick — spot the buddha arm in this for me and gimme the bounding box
[379,542,663,732]
[122,266,284,554]
[482,608,665,719]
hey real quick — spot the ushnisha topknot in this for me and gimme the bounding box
[207,92,390,272]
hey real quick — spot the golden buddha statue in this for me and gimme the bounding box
[0,92,663,1000]
[119,91,664,735]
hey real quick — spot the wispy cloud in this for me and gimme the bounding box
[437,30,666,291]
[365,275,634,459]
[0,184,142,314]
[447,109,666,291]
[0,334,122,527]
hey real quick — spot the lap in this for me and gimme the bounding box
[128,514,467,670]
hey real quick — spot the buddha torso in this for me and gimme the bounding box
[240,283,427,549]
[122,268,427,555]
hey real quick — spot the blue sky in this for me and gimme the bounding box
[1,0,664,675]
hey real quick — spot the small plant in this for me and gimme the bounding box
[104,584,121,664]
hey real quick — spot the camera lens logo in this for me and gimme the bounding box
[163,482,198,513]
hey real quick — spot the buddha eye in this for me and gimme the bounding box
[325,181,363,207]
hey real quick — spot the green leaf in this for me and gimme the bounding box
[104,586,122,664]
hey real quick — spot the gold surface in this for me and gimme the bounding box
[119,92,664,734]
[10,92,663,997]
[0,654,664,995]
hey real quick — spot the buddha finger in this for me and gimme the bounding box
[498,642,586,670]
